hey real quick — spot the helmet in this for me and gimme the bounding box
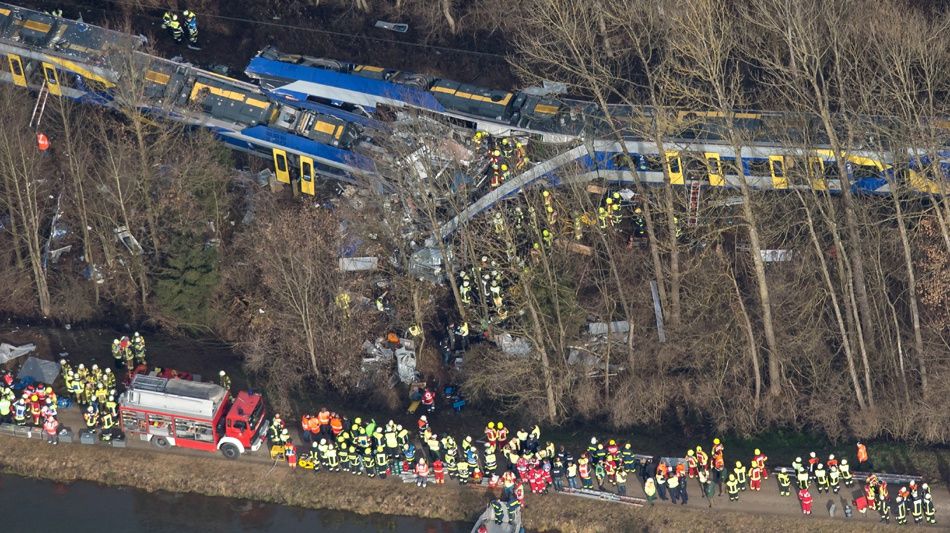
[320,439,326,445]
[896,497,903,503]
[817,463,824,470]
[134,331,140,336]
[172,14,178,21]
[591,437,597,444]
[728,474,735,480]
[104,368,112,374]
[714,438,720,445]
[922,483,929,490]
[624,443,631,449]
[809,451,816,458]
[696,446,703,452]
[542,191,550,197]
[498,423,504,429]
[87,406,94,413]
[687,450,695,456]
[488,422,495,429]
[112,339,119,345]
[354,417,362,425]
[396,425,403,431]
[841,459,848,465]
[780,467,786,473]
[829,454,835,460]
[78,363,84,369]
[609,439,616,445]
[420,415,427,422]
[219,370,226,376]
[312,442,319,449]
[485,442,492,449]
[754,448,760,455]
[910,480,916,487]
[926,494,932,500]
[735,461,742,468]
[91,364,98,371]
[795,457,802,462]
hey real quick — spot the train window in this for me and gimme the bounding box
[643,155,664,172]
[771,159,784,177]
[667,156,681,174]
[706,157,721,175]
[612,154,636,170]
[824,163,840,179]
[10,58,22,76]
[275,154,287,172]
[747,159,771,176]
[851,164,879,179]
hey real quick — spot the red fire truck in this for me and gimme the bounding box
[119,374,267,459]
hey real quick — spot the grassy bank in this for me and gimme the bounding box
[0,435,897,533]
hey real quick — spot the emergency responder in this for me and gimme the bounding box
[733,460,747,491]
[797,464,810,490]
[912,491,924,524]
[798,486,813,515]
[13,397,27,425]
[0,392,10,424]
[415,458,429,487]
[43,415,59,444]
[827,464,841,493]
[615,467,628,497]
[879,496,891,524]
[726,473,740,501]
[857,441,871,470]
[83,405,99,431]
[111,339,123,368]
[100,407,116,441]
[815,463,829,493]
[219,370,231,390]
[840,458,853,487]
[777,467,791,496]
[182,9,199,47]
[132,332,146,364]
[895,496,908,525]
[924,493,936,524]
[375,445,389,478]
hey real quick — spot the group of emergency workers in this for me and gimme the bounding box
[0,370,62,444]
[161,9,199,47]
[473,132,529,189]
[264,406,938,527]
[110,332,147,370]
[61,358,120,441]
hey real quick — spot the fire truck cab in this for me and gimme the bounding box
[119,374,267,459]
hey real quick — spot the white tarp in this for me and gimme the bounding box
[0,343,35,365]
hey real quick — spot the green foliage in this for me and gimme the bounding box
[154,233,219,326]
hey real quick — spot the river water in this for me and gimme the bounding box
[0,474,467,533]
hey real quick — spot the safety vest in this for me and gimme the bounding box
[777,472,790,486]
[496,427,508,441]
[829,469,840,484]
[687,456,697,470]
[840,464,852,479]
[416,463,429,476]
[924,498,935,516]
[578,463,590,478]
[326,448,338,466]
[615,470,627,484]
[897,501,907,519]
[375,450,387,466]
[667,474,679,489]
[485,450,497,467]
[727,479,739,494]
[485,428,497,441]
[0,398,10,416]
[797,470,809,483]
[14,402,26,419]
[644,478,656,496]
[912,498,923,516]
[750,467,761,481]
[857,444,868,463]
[43,418,58,435]
[567,463,577,477]
[734,465,746,483]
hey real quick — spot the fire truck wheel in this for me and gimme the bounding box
[220,443,240,459]
[152,436,169,448]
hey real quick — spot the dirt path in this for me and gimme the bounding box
[0,405,942,532]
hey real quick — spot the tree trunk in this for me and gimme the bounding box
[891,189,927,394]
[523,279,558,423]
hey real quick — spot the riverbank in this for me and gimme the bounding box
[0,435,897,533]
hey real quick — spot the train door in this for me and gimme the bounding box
[41,62,61,96]
[299,156,315,196]
[769,155,787,189]
[7,54,26,87]
[807,157,827,191]
[705,152,724,186]
[665,151,683,185]
[272,149,291,184]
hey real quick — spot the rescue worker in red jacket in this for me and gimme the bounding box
[432,458,445,484]
[798,487,813,515]
[421,389,435,413]
[753,448,769,478]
